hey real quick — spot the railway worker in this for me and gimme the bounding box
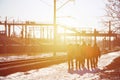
[67,44,74,70]
[93,43,101,68]
[86,44,93,70]
[81,41,87,69]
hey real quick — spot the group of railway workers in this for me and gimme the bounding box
[67,41,101,71]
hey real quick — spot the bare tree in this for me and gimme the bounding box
[104,0,120,33]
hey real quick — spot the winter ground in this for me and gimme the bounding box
[0,51,120,80]
[0,52,66,62]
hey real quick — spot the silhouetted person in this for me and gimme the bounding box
[67,44,74,70]
[78,45,83,70]
[86,44,93,70]
[93,43,101,68]
[75,44,80,70]
[81,41,86,69]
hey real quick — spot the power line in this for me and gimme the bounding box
[39,0,52,7]
[57,0,74,11]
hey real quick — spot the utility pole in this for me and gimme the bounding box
[5,17,7,36]
[13,19,15,35]
[109,21,111,50]
[54,0,57,56]
[53,0,74,56]
[3,17,7,53]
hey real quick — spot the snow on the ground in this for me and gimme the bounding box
[0,51,120,80]
[0,54,52,62]
[0,52,66,62]
[98,51,120,69]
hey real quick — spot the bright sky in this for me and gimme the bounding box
[0,0,106,29]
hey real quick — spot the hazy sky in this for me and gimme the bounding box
[0,0,106,28]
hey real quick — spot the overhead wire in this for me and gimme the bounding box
[39,0,52,7]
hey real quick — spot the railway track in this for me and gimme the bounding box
[0,56,67,76]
